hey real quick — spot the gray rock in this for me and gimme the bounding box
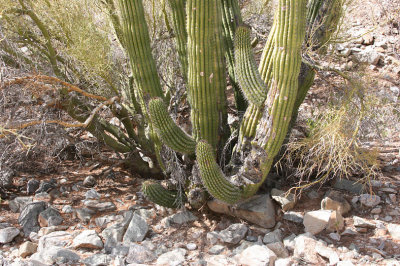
[123,214,148,243]
[162,211,198,227]
[95,214,123,228]
[75,207,96,223]
[218,223,248,244]
[9,197,33,213]
[0,227,20,244]
[156,248,186,266]
[38,207,63,227]
[84,200,117,212]
[263,229,282,244]
[85,189,100,200]
[102,211,133,252]
[237,245,277,266]
[329,232,341,241]
[283,234,296,252]
[209,245,225,255]
[72,230,103,249]
[353,216,375,228]
[341,228,357,236]
[62,205,74,214]
[333,179,364,194]
[208,194,275,229]
[206,232,219,245]
[134,208,156,221]
[83,175,96,187]
[83,254,112,266]
[359,194,381,207]
[19,241,38,258]
[283,211,304,224]
[387,223,400,241]
[35,180,56,194]
[18,201,47,236]
[37,225,68,237]
[271,189,296,211]
[0,168,14,188]
[30,247,80,265]
[354,46,382,65]
[27,179,40,194]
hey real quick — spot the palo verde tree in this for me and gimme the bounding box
[1,0,342,207]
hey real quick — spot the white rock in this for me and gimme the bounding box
[353,216,375,228]
[186,243,197,250]
[387,223,400,241]
[274,258,294,266]
[303,210,343,235]
[72,230,103,249]
[62,205,74,214]
[294,233,321,264]
[237,245,277,266]
[315,242,340,265]
[0,227,20,244]
[156,248,186,266]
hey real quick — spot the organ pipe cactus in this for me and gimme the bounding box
[115,0,342,206]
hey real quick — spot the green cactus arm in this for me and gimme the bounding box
[142,180,184,208]
[186,0,227,149]
[168,0,188,80]
[234,26,268,107]
[148,98,196,154]
[196,140,243,204]
[118,0,163,101]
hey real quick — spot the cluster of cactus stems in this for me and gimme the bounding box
[117,0,341,207]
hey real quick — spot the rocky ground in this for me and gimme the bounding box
[0,0,399,265]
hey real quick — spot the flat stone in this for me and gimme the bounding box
[9,197,33,213]
[283,212,304,224]
[303,210,343,235]
[123,214,148,243]
[387,223,400,241]
[218,223,248,244]
[156,248,186,266]
[95,214,123,228]
[18,201,47,236]
[30,247,80,265]
[271,189,296,211]
[263,229,282,244]
[0,227,20,244]
[333,179,364,194]
[207,194,275,229]
[126,243,156,264]
[73,230,103,249]
[38,207,63,227]
[359,194,381,207]
[162,211,198,227]
[83,254,112,266]
[209,245,225,255]
[38,225,69,236]
[341,228,357,236]
[37,231,73,252]
[84,200,116,212]
[274,258,294,266]
[321,191,351,215]
[353,216,375,228]
[85,189,100,200]
[329,232,341,241]
[19,241,38,258]
[237,245,277,266]
[266,242,289,258]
